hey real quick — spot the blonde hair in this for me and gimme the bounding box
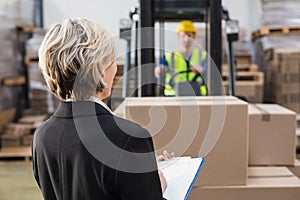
[38,18,115,101]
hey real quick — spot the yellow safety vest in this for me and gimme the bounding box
[164,49,207,96]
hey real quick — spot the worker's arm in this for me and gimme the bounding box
[191,58,207,75]
[190,65,204,74]
[154,56,169,78]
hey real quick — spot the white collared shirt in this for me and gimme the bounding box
[88,96,114,115]
[65,97,114,115]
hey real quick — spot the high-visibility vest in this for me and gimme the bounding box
[164,49,207,96]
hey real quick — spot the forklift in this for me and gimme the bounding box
[119,0,239,99]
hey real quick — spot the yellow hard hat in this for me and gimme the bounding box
[176,20,196,33]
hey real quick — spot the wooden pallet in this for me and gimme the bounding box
[25,54,39,66]
[222,64,258,72]
[222,71,264,82]
[0,75,26,87]
[0,146,31,161]
[235,53,252,66]
[15,25,34,33]
[252,25,300,40]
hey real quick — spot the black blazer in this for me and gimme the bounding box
[32,101,165,200]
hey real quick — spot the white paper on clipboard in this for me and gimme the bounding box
[158,157,204,200]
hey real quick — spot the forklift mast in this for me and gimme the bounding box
[139,0,223,96]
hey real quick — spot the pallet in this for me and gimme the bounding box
[234,53,252,66]
[15,25,34,33]
[222,71,264,103]
[25,54,39,66]
[222,64,258,72]
[0,146,31,161]
[222,71,264,82]
[222,80,263,103]
[0,75,26,87]
[252,25,300,40]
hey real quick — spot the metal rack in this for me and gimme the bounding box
[140,0,223,96]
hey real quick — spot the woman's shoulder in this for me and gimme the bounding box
[110,115,151,139]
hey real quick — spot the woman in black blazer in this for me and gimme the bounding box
[33,18,167,200]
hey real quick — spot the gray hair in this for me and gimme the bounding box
[38,18,115,101]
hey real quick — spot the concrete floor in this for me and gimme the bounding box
[0,162,43,200]
[0,154,299,200]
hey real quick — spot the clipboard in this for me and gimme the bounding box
[158,157,204,200]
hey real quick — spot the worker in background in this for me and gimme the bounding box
[154,20,207,96]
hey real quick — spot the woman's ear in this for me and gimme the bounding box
[97,62,105,77]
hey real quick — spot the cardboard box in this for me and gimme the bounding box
[234,53,252,66]
[222,64,258,72]
[222,71,264,103]
[1,134,21,147]
[18,114,48,125]
[3,123,34,136]
[263,48,300,113]
[21,134,34,146]
[0,108,16,135]
[125,96,248,186]
[189,167,300,200]
[248,166,294,177]
[288,159,300,179]
[296,129,300,150]
[248,104,296,166]
[113,100,126,118]
[223,81,263,103]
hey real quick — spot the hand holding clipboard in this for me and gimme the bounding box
[158,157,204,200]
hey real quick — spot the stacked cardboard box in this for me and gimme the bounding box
[297,114,300,149]
[1,123,34,147]
[18,114,48,125]
[23,28,59,115]
[124,96,248,186]
[248,104,296,165]
[289,159,300,180]
[264,48,300,112]
[113,99,126,118]
[0,108,16,135]
[0,18,19,79]
[25,28,46,65]
[232,38,253,68]
[190,167,300,200]
[223,35,265,103]
[26,62,46,87]
[28,86,59,115]
[261,0,300,26]
[223,63,258,73]
[0,18,24,113]
[31,88,51,114]
[116,97,300,199]
[234,52,252,67]
[0,114,48,147]
[222,69,264,103]
[110,60,136,110]
[111,77,135,97]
